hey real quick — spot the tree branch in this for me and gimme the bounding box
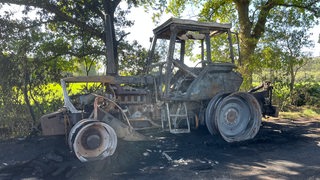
[233,0,252,37]
[42,2,104,40]
[276,1,320,17]
[251,0,275,39]
[252,0,319,41]
[0,0,105,40]
[117,32,130,43]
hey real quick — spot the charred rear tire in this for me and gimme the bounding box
[215,92,262,142]
[205,92,229,135]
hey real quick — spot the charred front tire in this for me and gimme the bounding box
[68,119,117,162]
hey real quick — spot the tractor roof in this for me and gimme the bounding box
[153,18,232,40]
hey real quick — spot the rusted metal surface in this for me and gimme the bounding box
[40,109,66,136]
[98,108,148,141]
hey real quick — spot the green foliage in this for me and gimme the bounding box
[183,32,239,65]
[167,0,187,17]
[118,40,149,76]
[271,80,320,111]
[254,56,320,111]
[0,82,57,139]
[296,57,320,82]
[272,80,291,111]
[199,0,236,24]
[255,46,282,70]
[0,82,101,139]
[0,102,33,139]
[293,82,320,107]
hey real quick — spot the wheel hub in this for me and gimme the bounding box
[224,108,238,125]
[86,134,101,150]
[81,128,102,150]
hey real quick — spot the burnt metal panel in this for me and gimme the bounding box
[186,63,242,100]
[40,110,65,136]
[63,76,115,83]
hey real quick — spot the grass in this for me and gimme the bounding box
[279,106,320,119]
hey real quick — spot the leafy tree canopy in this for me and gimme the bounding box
[0,0,149,75]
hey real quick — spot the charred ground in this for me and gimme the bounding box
[0,117,320,180]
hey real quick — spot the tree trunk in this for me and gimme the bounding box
[234,0,255,90]
[22,55,36,124]
[288,57,296,104]
[103,0,120,75]
[238,40,256,90]
[233,0,274,90]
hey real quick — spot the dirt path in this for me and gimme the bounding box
[0,117,319,180]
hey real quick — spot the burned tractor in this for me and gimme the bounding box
[40,18,278,162]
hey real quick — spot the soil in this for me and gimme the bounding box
[0,117,320,180]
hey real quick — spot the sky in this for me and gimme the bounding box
[124,8,156,49]
[309,25,320,57]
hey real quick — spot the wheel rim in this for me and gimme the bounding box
[68,119,97,150]
[215,92,261,142]
[69,119,117,162]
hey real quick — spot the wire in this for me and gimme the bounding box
[91,93,133,129]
